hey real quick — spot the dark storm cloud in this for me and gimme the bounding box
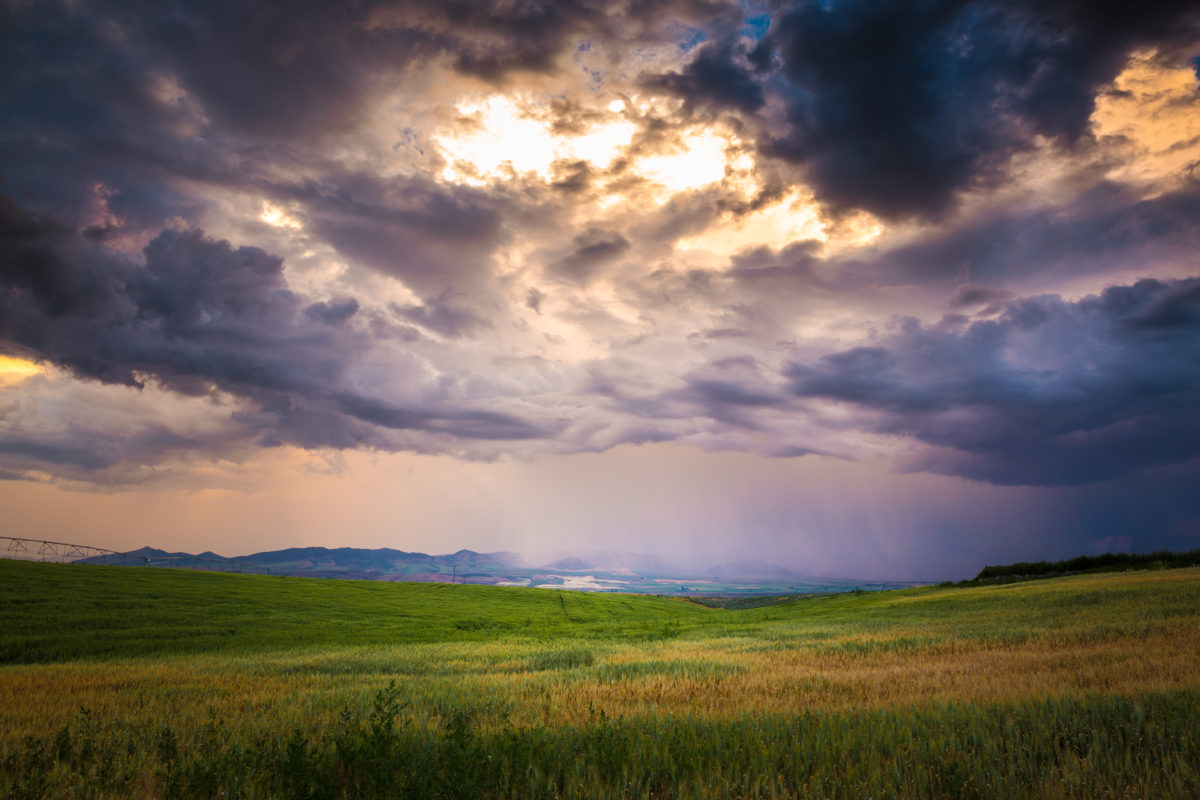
[394,293,489,338]
[643,34,765,113]
[118,1,422,138]
[552,228,631,283]
[949,284,1011,310]
[304,298,360,326]
[525,288,546,314]
[676,356,784,419]
[549,160,596,195]
[673,377,781,429]
[651,0,1200,219]
[0,191,350,396]
[366,0,742,83]
[786,277,1200,486]
[0,423,243,482]
[726,241,822,287]
[295,173,507,294]
[334,394,545,441]
[687,327,750,341]
[772,0,1200,219]
[0,195,545,475]
[582,355,789,437]
[0,438,128,474]
[0,0,702,152]
[396,1,606,81]
[877,184,1200,285]
[716,185,1200,304]
[0,0,382,231]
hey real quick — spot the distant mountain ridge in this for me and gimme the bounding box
[84,545,520,580]
[78,545,922,595]
[232,546,514,573]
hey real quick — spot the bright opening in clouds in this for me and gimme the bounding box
[2,0,1199,579]
[636,129,733,198]
[676,188,826,258]
[435,95,638,185]
[259,202,303,231]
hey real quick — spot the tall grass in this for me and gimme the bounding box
[5,685,1197,799]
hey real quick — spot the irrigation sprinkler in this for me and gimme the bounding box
[0,537,270,575]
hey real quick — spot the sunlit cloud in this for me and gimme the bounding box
[433,95,741,205]
[677,188,825,258]
[259,201,303,230]
[434,95,637,185]
[636,129,732,200]
[0,355,43,385]
[675,185,889,263]
[1092,50,1200,193]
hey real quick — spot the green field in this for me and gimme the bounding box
[2,559,1199,798]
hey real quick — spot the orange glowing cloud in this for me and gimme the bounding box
[0,355,43,384]
[1092,50,1200,191]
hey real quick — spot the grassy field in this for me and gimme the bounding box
[2,560,1199,797]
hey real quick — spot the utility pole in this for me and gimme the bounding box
[452,564,456,584]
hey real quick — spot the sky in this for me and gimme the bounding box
[1,0,1199,580]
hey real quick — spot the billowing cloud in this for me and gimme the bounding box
[298,173,508,295]
[872,184,1200,288]
[787,278,1200,485]
[651,0,1200,219]
[394,292,490,338]
[0,195,546,478]
[644,33,766,114]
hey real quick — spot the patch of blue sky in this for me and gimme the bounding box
[740,13,770,39]
[664,20,707,52]
[738,0,770,39]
